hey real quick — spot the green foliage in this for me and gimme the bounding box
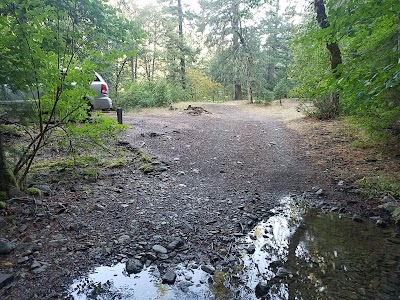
[137,148,156,174]
[0,0,142,186]
[26,187,42,197]
[139,163,155,174]
[273,79,292,100]
[290,0,400,134]
[0,200,6,208]
[354,176,400,199]
[186,69,225,102]
[115,79,185,109]
[138,148,153,164]
[254,90,274,105]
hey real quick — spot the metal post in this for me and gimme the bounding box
[117,107,123,124]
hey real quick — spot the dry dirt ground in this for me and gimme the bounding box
[1,99,399,299]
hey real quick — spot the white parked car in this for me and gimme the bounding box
[0,72,112,112]
[87,72,113,110]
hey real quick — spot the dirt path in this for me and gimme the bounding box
[0,100,381,299]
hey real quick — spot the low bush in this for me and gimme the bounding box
[114,79,186,110]
[273,79,291,100]
[254,90,274,105]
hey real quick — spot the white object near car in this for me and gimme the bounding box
[87,72,113,110]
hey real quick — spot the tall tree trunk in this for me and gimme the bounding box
[398,11,400,64]
[0,132,15,197]
[177,0,186,90]
[115,58,128,96]
[314,0,342,116]
[232,2,243,100]
[246,58,253,103]
[235,83,243,100]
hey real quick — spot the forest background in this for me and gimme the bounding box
[0,0,399,198]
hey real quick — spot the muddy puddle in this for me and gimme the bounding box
[67,196,400,299]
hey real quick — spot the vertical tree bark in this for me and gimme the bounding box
[314,0,342,116]
[177,0,186,90]
[232,1,243,100]
[235,83,243,100]
[0,132,14,197]
[398,11,400,64]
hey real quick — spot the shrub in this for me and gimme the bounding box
[273,79,290,100]
[254,90,274,105]
[114,79,186,110]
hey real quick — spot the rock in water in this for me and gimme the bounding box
[126,259,143,274]
[162,270,176,284]
[255,281,269,297]
[247,244,256,254]
[201,265,215,275]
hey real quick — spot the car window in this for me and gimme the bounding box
[94,76,100,82]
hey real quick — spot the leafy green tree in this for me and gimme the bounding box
[291,0,400,129]
[0,0,140,191]
[199,0,261,101]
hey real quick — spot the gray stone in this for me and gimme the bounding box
[152,245,168,254]
[176,281,193,292]
[276,267,292,278]
[0,273,14,289]
[144,252,157,261]
[33,185,52,196]
[246,213,259,221]
[118,235,130,244]
[126,259,143,274]
[158,253,169,260]
[247,244,256,254]
[17,256,29,264]
[95,204,106,211]
[201,264,215,275]
[162,270,176,284]
[378,202,399,213]
[16,243,41,252]
[167,238,184,250]
[376,219,388,227]
[382,195,397,203]
[255,281,270,297]
[19,224,28,233]
[30,260,41,270]
[0,239,15,255]
[315,189,323,195]
[32,265,48,274]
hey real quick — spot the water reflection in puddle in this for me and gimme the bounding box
[68,196,400,300]
[69,263,212,299]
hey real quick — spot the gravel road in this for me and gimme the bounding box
[1,101,360,299]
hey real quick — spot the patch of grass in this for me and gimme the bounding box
[26,187,42,197]
[138,148,153,163]
[104,157,132,168]
[354,175,400,199]
[0,192,8,201]
[0,201,7,209]
[352,140,369,149]
[139,163,155,174]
